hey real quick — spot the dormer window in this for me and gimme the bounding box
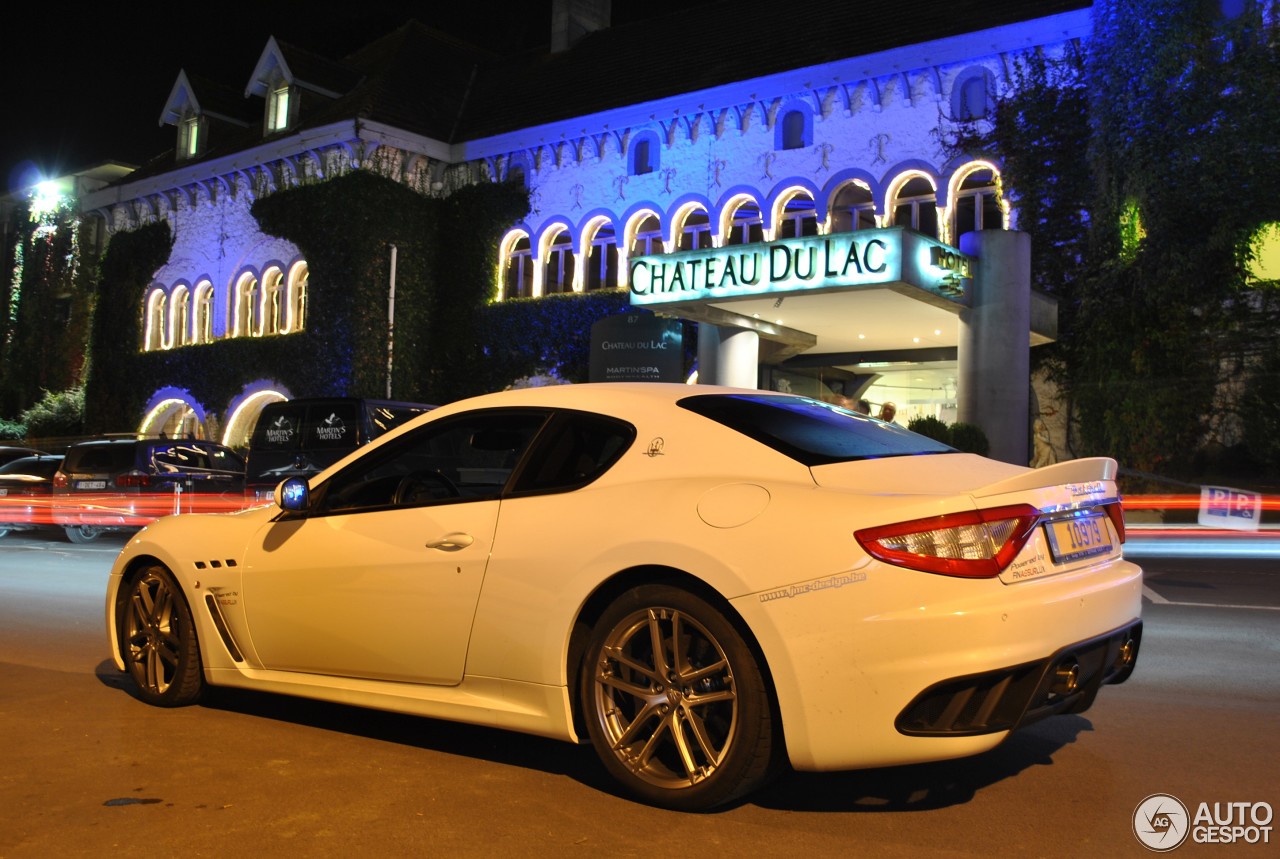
[178,115,203,160]
[267,84,292,132]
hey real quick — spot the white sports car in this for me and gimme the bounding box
[105,383,1142,810]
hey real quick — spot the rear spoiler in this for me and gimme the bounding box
[971,457,1119,499]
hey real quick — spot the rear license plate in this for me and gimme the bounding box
[1044,512,1113,563]
[76,480,107,490]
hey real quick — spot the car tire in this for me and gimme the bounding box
[580,584,775,811]
[119,563,205,707]
[64,525,103,544]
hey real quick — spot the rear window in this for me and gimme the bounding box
[65,444,137,473]
[253,408,304,451]
[678,393,955,466]
[0,456,61,477]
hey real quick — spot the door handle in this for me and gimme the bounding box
[425,532,474,551]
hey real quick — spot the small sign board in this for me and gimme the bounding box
[590,313,683,383]
[1197,485,1262,531]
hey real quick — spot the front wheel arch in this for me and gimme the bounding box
[115,560,205,707]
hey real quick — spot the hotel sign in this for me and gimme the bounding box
[628,228,971,307]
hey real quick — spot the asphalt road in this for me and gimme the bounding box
[0,531,1276,857]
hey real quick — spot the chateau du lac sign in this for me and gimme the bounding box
[627,228,972,307]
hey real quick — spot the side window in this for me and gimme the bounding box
[153,444,211,472]
[512,413,635,494]
[317,411,548,514]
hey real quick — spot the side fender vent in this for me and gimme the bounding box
[203,594,245,663]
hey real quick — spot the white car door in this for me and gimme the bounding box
[240,410,548,685]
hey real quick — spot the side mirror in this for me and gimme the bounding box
[276,477,310,511]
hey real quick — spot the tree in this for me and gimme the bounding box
[949,0,1280,477]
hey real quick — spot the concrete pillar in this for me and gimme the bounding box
[697,324,760,388]
[958,230,1031,466]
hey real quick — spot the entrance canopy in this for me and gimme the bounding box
[628,227,1055,410]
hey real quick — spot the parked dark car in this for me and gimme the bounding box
[0,453,64,538]
[52,438,246,542]
[244,398,432,503]
[0,445,43,468]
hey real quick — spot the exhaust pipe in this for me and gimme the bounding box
[1117,636,1137,668]
[1050,660,1080,696]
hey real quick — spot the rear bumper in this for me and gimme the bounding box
[732,556,1144,771]
[895,619,1141,736]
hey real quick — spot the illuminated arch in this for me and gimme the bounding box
[169,283,192,348]
[283,261,308,332]
[944,160,1008,244]
[232,270,260,337]
[261,265,286,335]
[824,177,879,233]
[536,221,576,297]
[670,197,712,252]
[766,183,820,241]
[619,208,664,288]
[222,383,292,451]
[192,280,215,344]
[139,388,208,439]
[578,212,620,292]
[714,191,764,248]
[884,168,941,239]
[144,288,166,352]
[498,228,534,300]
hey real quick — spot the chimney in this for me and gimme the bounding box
[551,0,612,52]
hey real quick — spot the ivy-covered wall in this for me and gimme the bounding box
[1,201,93,419]
[80,170,706,434]
[475,291,698,392]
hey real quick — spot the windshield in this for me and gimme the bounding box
[678,393,955,466]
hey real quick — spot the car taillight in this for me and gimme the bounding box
[115,470,152,489]
[53,472,68,490]
[855,504,1041,578]
[1102,500,1126,543]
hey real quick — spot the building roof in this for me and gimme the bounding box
[129,0,1090,181]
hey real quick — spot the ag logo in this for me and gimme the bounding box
[1134,793,1190,851]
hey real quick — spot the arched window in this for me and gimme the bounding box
[631,214,663,256]
[891,176,938,238]
[262,269,285,335]
[193,282,214,344]
[171,285,191,346]
[779,109,809,150]
[952,68,994,121]
[629,131,660,176]
[508,164,526,186]
[503,234,534,300]
[144,289,166,352]
[234,273,260,337]
[829,181,876,233]
[952,168,1004,241]
[724,199,764,246]
[286,264,308,332]
[776,193,818,239]
[543,228,576,295]
[677,209,711,251]
[585,222,618,291]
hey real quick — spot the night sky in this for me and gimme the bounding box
[1,2,713,195]
[1,3,548,192]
